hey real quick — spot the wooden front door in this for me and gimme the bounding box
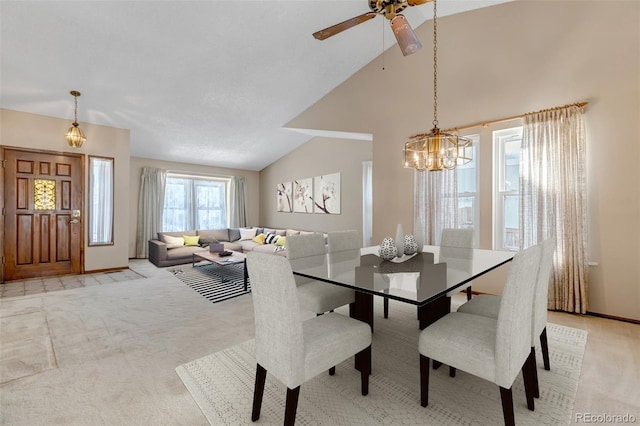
[2,148,83,281]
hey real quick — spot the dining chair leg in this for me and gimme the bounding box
[420,354,430,407]
[499,386,515,426]
[466,287,472,300]
[521,352,536,411]
[540,327,551,371]
[356,345,372,395]
[530,347,540,398]
[383,298,389,318]
[449,366,456,377]
[251,364,267,421]
[329,366,335,375]
[284,386,301,426]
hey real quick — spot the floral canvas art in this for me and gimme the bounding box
[276,182,292,212]
[293,178,313,213]
[313,173,340,214]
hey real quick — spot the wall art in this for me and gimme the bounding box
[293,178,313,213]
[313,172,340,214]
[276,181,292,212]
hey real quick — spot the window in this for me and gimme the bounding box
[162,173,229,232]
[456,135,479,246]
[89,156,114,246]
[493,127,523,250]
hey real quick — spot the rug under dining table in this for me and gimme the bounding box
[176,298,587,425]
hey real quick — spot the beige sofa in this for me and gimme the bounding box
[148,227,319,267]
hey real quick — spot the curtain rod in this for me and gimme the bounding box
[444,101,588,133]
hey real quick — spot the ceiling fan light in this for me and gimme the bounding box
[390,14,422,56]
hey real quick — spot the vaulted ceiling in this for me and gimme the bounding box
[1,1,511,171]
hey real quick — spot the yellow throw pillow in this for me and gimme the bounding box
[183,235,200,246]
[252,233,266,245]
[275,236,286,246]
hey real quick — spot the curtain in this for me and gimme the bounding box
[414,168,458,245]
[229,176,247,228]
[520,105,588,314]
[135,167,167,258]
[90,158,113,244]
[362,161,373,247]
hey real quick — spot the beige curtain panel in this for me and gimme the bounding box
[520,105,588,314]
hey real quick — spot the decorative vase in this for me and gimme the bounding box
[379,237,397,260]
[404,235,418,255]
[395,224,404,258]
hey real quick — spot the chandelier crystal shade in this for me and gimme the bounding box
[402,0,471,171]
[65,90,86,148]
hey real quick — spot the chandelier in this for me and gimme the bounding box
[403,0,471,171]
[65,90,86,148]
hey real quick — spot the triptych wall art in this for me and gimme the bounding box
[276,172,341,214]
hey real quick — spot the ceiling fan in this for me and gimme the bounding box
[313,0,432,56]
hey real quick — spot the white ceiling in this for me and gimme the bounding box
[1,0,511,171]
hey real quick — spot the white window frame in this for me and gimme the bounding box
[493,127,523,251]
[162,172,231,232]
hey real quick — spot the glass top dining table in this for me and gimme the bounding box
[289,245,514,330]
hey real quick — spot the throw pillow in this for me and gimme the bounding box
[275,236,286,246]
[183,235,200,246]
[161,234,184,249]
[239,228,257,240]
[252,233,266,245]
[264,233,279,245]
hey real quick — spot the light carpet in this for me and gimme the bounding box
[171,263,251,303]
[176,299,587,425]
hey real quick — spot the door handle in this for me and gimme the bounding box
[69,219,80,224]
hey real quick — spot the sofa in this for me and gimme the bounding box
[148,227,320,267]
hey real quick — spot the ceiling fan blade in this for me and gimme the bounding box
[313,12,377,40]
[408,0,432,5]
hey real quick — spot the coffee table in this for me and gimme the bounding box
[192,250,248,291]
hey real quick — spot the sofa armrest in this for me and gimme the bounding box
[148,239,168,265]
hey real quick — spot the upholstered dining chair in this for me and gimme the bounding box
[441,228,475,300]
[418,244,542,426]
[327,229,361,253]
[247,252,372,426]
[287,233,356,316]
[456,238,556,397]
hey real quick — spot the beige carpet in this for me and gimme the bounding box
[176,299,587,425]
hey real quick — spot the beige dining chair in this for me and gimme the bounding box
[440,228,475,300]
[247,252,372,426]
[327,229,361,253]
[456,238,556,397]
[287,233,356,316]
[418,244,542,426]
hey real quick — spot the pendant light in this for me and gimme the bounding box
[65,90,86,148]
[403,0,471,171]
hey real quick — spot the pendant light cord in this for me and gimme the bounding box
[432,0,438,128]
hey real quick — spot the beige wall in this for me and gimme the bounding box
[287,1,640,320]
[1,108,131,272]
[129,157,260,258]
[260,137,372,236]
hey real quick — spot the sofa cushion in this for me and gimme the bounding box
[165,245,202,259]
[276,236,286,246]
[161,234,184,249]
[264,233,279,244]
[183,235,200,246]
[253,233,266,245]
[286,229,300,236]
[229,228,241,242]
[198,229,229,242]
[239,228,257,240]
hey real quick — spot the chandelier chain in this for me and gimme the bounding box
[74,94,79,125]
[432,0,438,128]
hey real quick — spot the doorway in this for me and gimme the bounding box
[2,147,84,282]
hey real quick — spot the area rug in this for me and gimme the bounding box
[171,263,251,303]
[176,299,587,425]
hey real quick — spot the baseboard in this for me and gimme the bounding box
[586,311,640,325]
[84,266,130,274]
